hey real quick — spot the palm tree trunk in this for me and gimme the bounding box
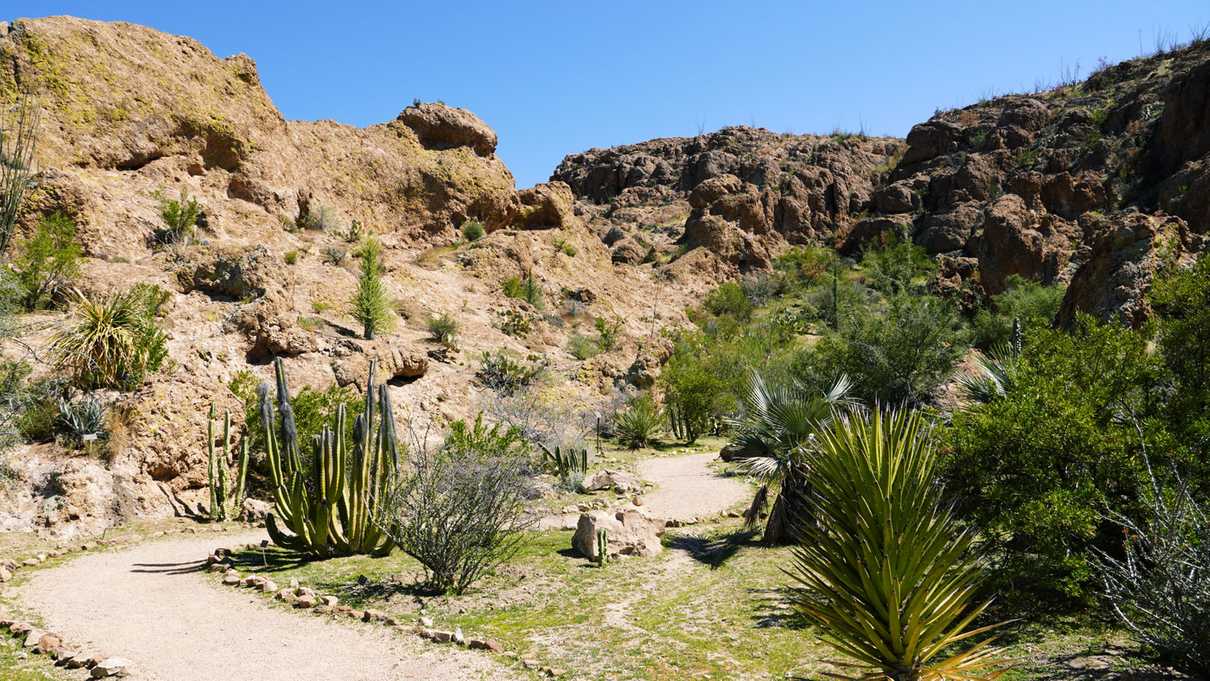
[763,469,811,546]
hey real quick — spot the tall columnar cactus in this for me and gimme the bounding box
[206,405,249,522]
[261,357,398,557]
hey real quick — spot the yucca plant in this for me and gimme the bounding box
[614,393,662,449]
[51,287,168,390]
[725,370,854,545]
[786,408,1007,681]
[955,346,1019,404]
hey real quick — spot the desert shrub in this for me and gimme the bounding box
[320,246,346,266]
[284,250,299,265]
[787,408,1007,680]
[427,312,459,347]
[553,237,576,257]
[57,396,106,448]
[859,236,935,295]
[15,374,64,443]
[351,236,392,340]
[51,287,168,390]
[377,440,532,594]
[809,292,968,404]
[1096,461,1210,677]
[614,393,662,449]
[739,271,786,307]
[476,350,544,395]
[156,188,201,245]
[800,275,874,331]
[442,413,529,460]
[483,389,596,452]
[130,282,171,318]
[229,373,360,472]
[971,274,1064,349]
[566,333,599,360]
[660,337,731,444]
[945,317,1175,610]
[13,212,81,310]
[703,281,752,321]
[594,317,621,351]
[496,309,531,338]
[460,219,485,242]
[0,95,38,253]
[502,272,544,310]
[773,246,835,288]
[1150,253,1210,454]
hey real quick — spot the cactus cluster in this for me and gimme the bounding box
[260,357,398,557]
[540,443,588,477]
[206,405,249,522]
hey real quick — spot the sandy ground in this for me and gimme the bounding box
[636,452,749,521]
[17,531,517,681]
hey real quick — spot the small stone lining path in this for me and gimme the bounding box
[18,531,517,681]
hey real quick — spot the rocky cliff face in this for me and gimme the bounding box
[0,17,706,537]
[553,42,1210,321]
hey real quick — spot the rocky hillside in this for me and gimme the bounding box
[0,17,715,536]
[554,41,1210,324]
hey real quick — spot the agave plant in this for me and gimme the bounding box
[724,370,854,545]
[786,408,1007,681]
[955,345,1018,404]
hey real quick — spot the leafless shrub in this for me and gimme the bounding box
[482,389,595,451]
[376,444,533,595]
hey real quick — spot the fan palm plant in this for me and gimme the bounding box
[786,408,1007,681]
[724,370,854,545]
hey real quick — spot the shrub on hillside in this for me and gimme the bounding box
[502,272,544,309]
[155,188,201,245]
[13,213,81,311]
[426,312,459,347]
[703,281,753,321]
[476,350,544,395]
[460,219,485,242]
[660,336,730,444]
[859,236,935,295]
[1150,253,1210,459]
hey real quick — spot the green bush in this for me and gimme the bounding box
[1150,254,1210,456]
[476,350,544,395]
[972,274,1064,349]
[13,212,81,310]
[230,371,361,472]
[460,219,485,242]
[944,317,1175,610]
[808,292,968,404]
[660,336,729,444]
[773,246,835,288]
[703,281,753,321]
[442,413,529,460]
[427,312,459,347]
[156,188,201,245]
[566,333,599,360]
[594,317,621,351]
[502,272,544,309]
[859,236,935,295]
[614,393,662,449]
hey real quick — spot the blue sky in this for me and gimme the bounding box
[11,1,1210,187]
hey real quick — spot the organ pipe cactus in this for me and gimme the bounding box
[206,405,249,522]
[261,357,398,557]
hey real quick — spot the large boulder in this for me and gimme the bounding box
[332,339,428,387]
[572,509,666,559]
[1057,212,1196,328]
[511,181,576,230]
[581,469,644,495]
[178,245,275,301]
[396,102,498,157]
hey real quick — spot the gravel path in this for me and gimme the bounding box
[636,452,749,521]
[18,530,516,681]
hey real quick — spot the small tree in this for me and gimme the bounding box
[14,212,81,310]
[352,236,392,340]
[156,188,201,245]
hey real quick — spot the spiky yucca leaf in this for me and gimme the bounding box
[51,287,166,390]
[955,345,1018,404]
[786,408,1008,681]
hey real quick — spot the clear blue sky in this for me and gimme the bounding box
[11,1,1210,188]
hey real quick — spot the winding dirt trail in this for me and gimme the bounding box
[17,531,517,681]
[635,452,749,521]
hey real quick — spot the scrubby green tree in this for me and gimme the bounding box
[944,317,1176,610]
[156,188,202,245]
[703,281,753,321]
[860,235,935,295]
[13,212,81,310]
[352,236,392,340]
[1150,254,1210,454]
